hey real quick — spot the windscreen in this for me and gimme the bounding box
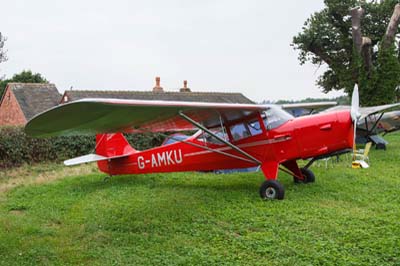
[264,106,294,130]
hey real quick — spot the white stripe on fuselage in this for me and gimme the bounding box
[184,136,290,158]
[113,136,290,168]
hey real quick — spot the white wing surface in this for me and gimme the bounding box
[25,98,267,137]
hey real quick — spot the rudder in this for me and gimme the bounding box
[96,133,136,157]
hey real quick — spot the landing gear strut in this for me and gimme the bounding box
[259,180,285,200]
[293,168,315,184]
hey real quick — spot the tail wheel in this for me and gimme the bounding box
[294,168,315,183]
[259,180,285,200]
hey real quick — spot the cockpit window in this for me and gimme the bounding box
[247,119,263,135]
[196,127,227,145]
[264,106,293,130]
[230,123,251,141]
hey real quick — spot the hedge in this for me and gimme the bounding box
[0,127,165,169]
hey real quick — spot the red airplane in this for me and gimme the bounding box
[25,87,360,200]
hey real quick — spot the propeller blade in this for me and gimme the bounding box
[351,84,360,122]
[353,119,357,158]
[351,84,360,160]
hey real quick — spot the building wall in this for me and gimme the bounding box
[59,92,69,104]
[0,87,27,126]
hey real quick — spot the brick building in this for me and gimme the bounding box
[0,83,61,126]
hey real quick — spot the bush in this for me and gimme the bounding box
[0,127,165,169]
[124,132,165,151]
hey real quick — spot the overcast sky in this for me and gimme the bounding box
[0,0,344,102]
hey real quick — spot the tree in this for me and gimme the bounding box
[0,32,6,65]
[0,70,49,98]
[273,95,350,105]
[0,32,7,80]
[292,0,400,106]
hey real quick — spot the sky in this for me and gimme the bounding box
[0,0,345,102]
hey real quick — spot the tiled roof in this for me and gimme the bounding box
[8,83,61,120]
[63,90,254,104]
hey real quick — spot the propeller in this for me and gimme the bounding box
[351,84,360,122]
[350,84,361,158]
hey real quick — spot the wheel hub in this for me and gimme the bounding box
[265,187,276,199]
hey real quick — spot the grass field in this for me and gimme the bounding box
[0,134,400,265]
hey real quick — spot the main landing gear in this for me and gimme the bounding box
[293,168,315,183]
[259,168,315,200]
[259,180,285,200]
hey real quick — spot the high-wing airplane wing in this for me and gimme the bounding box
[25,98,267,137]
[380,110,400,135]
[323,103,400,121]
[280,101,337,117]
[280,102,337,109]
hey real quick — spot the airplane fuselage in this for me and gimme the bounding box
[97,110,354,180]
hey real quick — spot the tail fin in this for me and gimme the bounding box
[63,133,136,166]
[96,133,137,157]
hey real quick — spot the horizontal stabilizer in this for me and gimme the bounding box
[64,154,108,166]
[64,153,132,166]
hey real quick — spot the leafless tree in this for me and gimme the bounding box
[0,32,7,64]
[351,4,400,77]
[0,32,7,79]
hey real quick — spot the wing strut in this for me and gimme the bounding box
[164,134,257,164]
[368,112,384,134]
[178,111,262,165]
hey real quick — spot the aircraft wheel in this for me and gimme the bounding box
[294,168,315,183]
[259,180,285,200]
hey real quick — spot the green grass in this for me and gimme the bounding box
[1,134,400,265]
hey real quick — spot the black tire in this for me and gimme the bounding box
[259,180,285,200]
[294,168,315,184]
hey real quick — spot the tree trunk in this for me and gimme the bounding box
[351,7,373,77]
[382,4,400,49]
[361,37,373,76]
[398,40,400,60]
[351,7,364,53]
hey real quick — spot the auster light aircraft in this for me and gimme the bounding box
[25,87,362,200]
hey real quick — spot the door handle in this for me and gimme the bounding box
[320,124,332,131]
[274,134,291,140]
